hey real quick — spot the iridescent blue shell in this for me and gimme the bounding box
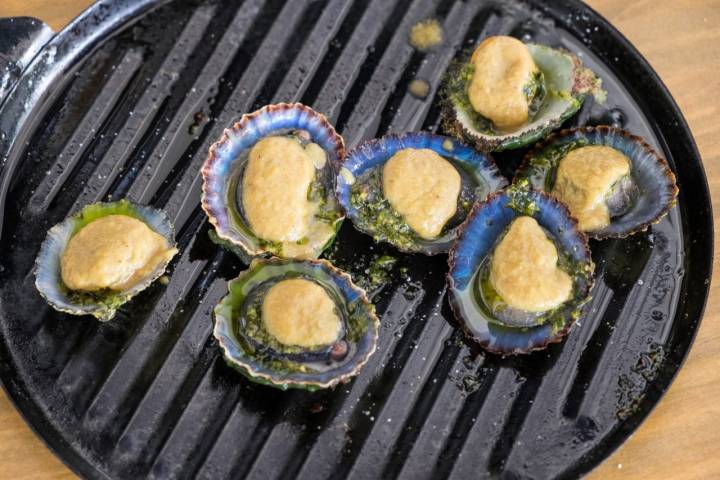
[514,126,679,239]
[201,103,345,259]
[336,132,507,255]
[448,187,594,355]
[34,200,177,322]
[213,257,379,390]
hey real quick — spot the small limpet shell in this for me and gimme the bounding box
[335,132,507,255]
[201,103,345,259]
[213,257,379,391]
[514,126,679,239]
[34,200,177,322]
[442,42,605,152]
[448,187,594,355]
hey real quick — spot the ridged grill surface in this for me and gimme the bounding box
[0,1,710,479]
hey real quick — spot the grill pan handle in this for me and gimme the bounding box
[0,17,54,105]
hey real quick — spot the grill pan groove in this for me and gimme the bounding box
[381,332,465,479]
[27,49,144,213]
[297,0,374,108]
[341,0,459,145]
[72,6,216,210]
[391,346,470,478]
[270,0,354,104]
[434,365,506,479]
[333,0,431,137]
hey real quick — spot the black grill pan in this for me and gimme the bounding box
[0,0,712,479]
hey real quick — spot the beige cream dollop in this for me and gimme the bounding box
[467,36,539,131]
[60,215,177,292]
[382,148,461,239]
[489,216,572,312]
[408,19,443,51]
[242,136,318,243]
[262,278,341,347]
[552,145,631,232]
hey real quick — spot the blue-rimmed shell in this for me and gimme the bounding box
[448,187,594,355]
[514,126,679,239]
[336,132,507,255]
[201,103,345,259]
[213,257,379,390]
[442,41,606,152]
[34,200,177,322]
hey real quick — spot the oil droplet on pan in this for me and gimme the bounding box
[409,19,443,51]
[408,78,430,99]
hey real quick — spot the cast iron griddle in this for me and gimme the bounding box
[0,0,712,479]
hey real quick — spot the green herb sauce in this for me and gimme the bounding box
[349,170,419,251]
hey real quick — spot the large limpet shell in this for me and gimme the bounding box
[448,187,594,355]
[213,257,379,391]
[442,42,605,152]
[514,126,679,239]
[201,103,345,259]
[34,200,177,322]
[335,132,507,255]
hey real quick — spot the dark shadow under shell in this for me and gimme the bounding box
[336,132,507,255]
[447,188,594,355]
[514,126,678,239]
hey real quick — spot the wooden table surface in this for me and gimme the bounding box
[0,1,718,479]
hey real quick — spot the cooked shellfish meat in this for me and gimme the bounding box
[382,148,461,239]
[336,132,507,255]
[514,126,678,239]
[213,258,379,390]
[468,36,541,131]
[447,187,594,355]
[61,215,176,292]
[262,278,342,348]
[551,145,632,231]
[241,136,335,257]
[488,216,572,313]
[202,103,345,260]
[442,36,605,151]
